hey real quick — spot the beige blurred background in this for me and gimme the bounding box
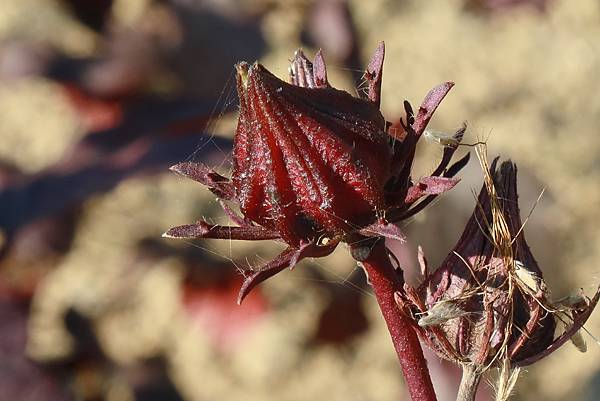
[1,1,599,401]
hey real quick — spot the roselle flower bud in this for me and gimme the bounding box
[396,155,600,370]
[165,43,468,303]
[233,54,393,246]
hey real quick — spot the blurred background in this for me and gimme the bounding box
[1,0,600,400]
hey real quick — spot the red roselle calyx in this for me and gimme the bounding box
[233,59,391,247]
[396,154,600,375]
[164,42,468,303]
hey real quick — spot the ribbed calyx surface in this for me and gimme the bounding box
[233,60,391,246]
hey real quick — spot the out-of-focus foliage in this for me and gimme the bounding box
[1,1,599,401]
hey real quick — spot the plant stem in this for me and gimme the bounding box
[456,365,482,401]
[359,239,438,401]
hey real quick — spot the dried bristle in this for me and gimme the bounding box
[476,145,514,270]
[493,358,521,401]
[513,260,541,293]
[423,129,461,148]
[418,299,468,327]
[475,145,518,368]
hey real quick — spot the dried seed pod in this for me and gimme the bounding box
[396,154,600,370]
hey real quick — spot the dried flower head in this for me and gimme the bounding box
[164,43,468,303]
[396,147,600,373]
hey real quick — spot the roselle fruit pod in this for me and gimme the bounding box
[233,56,393,247]
[165,44,470,302]
[396,158,600,368]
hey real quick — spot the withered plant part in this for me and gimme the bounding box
[423,126,465,149]
[493,358,520,401]
[423,124,487,148]
[165,43,470,401]
[396,146,600,401]
[417,299,469,327]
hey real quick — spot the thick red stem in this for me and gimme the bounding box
[361,239,437,401]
